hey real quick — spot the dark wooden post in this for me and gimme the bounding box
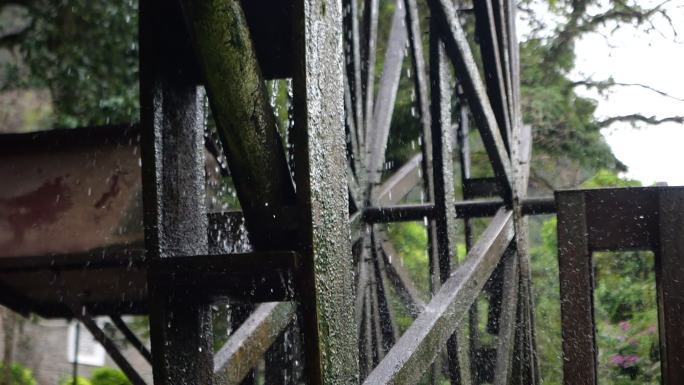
[429,18,472,385]
[291,0,359,383]
[656,188,684,384]
[139,1,214,384]
[556,191,597,385]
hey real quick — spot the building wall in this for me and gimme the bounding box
[1,311,153,385]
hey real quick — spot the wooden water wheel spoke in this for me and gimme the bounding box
[428,0,513,200]
[473,0,513,147]
[366,1,407,186]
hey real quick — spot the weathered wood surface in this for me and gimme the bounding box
[362,209,514,385]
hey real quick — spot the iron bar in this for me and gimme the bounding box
[346,84,364,200]
[150,252,298,301]
[556,187,684,385]
[371,230,399,352]
[362,209,514,385]
[342,0,365,153]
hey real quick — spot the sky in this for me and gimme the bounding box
[523,0,684,186]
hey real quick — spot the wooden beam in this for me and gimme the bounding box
[374,154,422,206]
[492,252,519,385]
[75,311,148,385]
[291,0,359,381]
[556,191,596,385]
[367,0,407,186]
[473,0,512,148]
[213,302,296,385]
[139,1,214,383]
[362,209,514,385]
[427,0,513,201]
[362,0,380,153]
[110,315,152,365]
[180,0,297,250]
[342,0,365,153]
[429,23,471,383]
[379,235,427,316]
[656,188,684,384]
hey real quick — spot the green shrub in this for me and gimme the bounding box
[59,375,92,385]
[90,368,131,385]
[0,363,37,385]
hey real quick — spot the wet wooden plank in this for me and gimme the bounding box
[362,209,514,385]
[492,252,519,385]
[379,234,426,316]
[427,0,513,201]
[429,22,471,383]
[213,302,296,385]
[139,0,214,382]
[76,310,148,385]
[362,0,380,151]
[372,231,399,352]
[473,0,512,148]
[367,1,407,185]
[656,187,684,384]
[374,154,422,206]
[556,191,597,385]
[290,0,359,381]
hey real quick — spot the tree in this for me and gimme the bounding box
[518,0,683,191]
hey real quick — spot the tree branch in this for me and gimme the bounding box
[571,78,684,102]
[543,0,676,66]
[598,114,684,128]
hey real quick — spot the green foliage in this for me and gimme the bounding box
[0,363,37,385]
[2,0,139,128]
[520,39,620,171]
[90,368,132,385]
[594,251,660,385]
[581,169,641,188]
[387,222,429,295]
[59,376,91,385]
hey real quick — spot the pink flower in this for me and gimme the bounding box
[619,321,631,332]
[610,355,625,365]
[622,355,640,368]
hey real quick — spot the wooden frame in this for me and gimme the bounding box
[556,187,684,385]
